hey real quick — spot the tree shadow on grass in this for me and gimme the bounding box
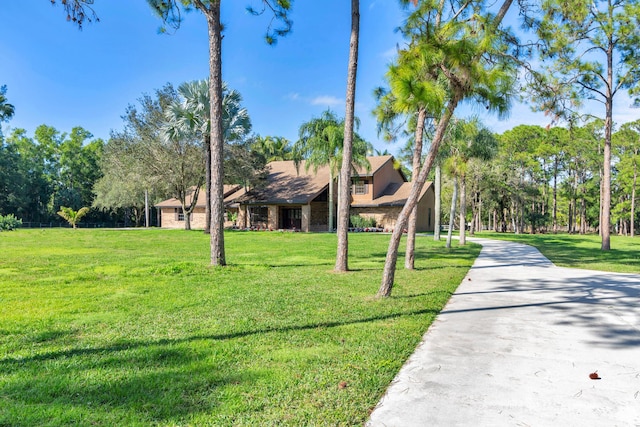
[0,308,438,367]
[1,347,253,426]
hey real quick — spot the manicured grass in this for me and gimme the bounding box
[477,231,640,273]
[0,229,480,426]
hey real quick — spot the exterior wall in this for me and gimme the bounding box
[237,205,248,229]
[268,206,278,230]
[351,207,402,231]
[416,186,435,232]
[351,187,435,233]
[160,207,206,229]
[301,204,311,232]
[350,177,373,204]
[371,160,405,199]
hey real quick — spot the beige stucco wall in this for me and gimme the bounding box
[268,206,278,230]
[351,186,435,232]
[372,161,405,199]
[301,204,311,232]
[351,207,402,231]
[237,206,248,228]
[160,207,206,229]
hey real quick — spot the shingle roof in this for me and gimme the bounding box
[155,156,425,209]
[155,185,241,208]
[235,159,331,204]
[351,181,433,207]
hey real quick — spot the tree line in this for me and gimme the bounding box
[434,119,640,240]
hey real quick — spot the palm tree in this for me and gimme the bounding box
[166,79,251,232]
[57,206,90,229]
[378,0,517,296]
[252,135,292,162]
[294,110,371,232]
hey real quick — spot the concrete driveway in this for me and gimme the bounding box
[367,238,640,426]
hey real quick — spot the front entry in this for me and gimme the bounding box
[281,207,302,230]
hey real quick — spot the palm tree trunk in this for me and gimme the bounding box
[434,164,442,240]
[205,2,226,265]
[405,108,427,270]
[335,0,360,272]
[459,173,466,245]
[378,95,460,297]
[446,176,458,249]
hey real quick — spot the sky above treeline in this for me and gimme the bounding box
[1,1,637,154]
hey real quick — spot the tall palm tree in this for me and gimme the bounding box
[294,110,371,232]
[166,79,251,232]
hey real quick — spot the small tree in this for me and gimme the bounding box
[58,206,90,229]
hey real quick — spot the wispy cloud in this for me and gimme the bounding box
[311,95,343,107]
[381,47,398,60]
[285,92,300,101]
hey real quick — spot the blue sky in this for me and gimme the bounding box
[1,1,637,155]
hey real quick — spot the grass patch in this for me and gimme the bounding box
[477,231,640,273]
[0,229,480,426]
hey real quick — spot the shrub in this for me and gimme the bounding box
[350,215,376,229]
[0,214,22,231]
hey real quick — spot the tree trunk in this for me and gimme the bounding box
[204,133,211,234]
[205,3,226,266]
[434,164,442,240]
[632,160,636,237]
[335,0,360,271]
[446,176,458,249]
[145,189,149,228]
[580,172,587,235]
[405,108,427,270]
[553,155,558,233]
[377,96,460,298]
[459,173,466,245]
[601,42,613,250]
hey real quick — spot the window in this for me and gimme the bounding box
[250,206,269,225]
[353,179,368,195]
[175,208,185,221]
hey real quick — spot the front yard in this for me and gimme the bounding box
[0,229,479,426]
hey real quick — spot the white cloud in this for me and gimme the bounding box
[286,92,300,101]
[311,95,343,107]
[381,47,398,60]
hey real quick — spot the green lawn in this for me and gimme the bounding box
[476,231,640,273]
[0,229,480,426]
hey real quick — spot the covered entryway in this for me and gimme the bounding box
[280,207,302,230]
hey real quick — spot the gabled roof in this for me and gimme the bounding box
[351,181,433,207]
[352,154,389,177]
[235,159,331,205]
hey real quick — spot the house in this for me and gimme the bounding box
[155,184,241,229]
[156,155,435,232]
